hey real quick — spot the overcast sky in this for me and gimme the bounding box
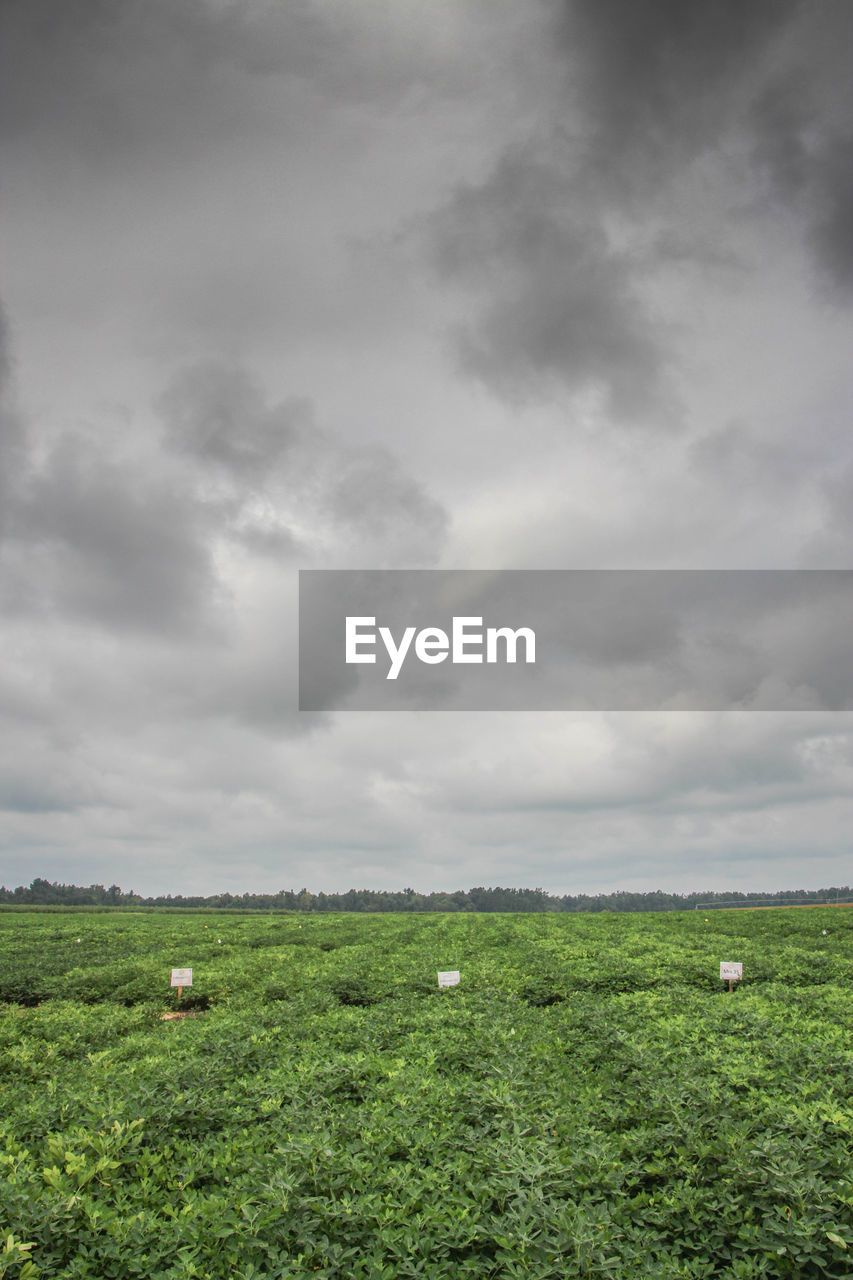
[1,0,852,897]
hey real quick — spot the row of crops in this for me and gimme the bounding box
[1,907,852,1278]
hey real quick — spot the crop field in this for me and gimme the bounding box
[1,907,852,1280]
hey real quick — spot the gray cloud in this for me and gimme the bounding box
[2,2,852,896]
[324,445,446,549]
[749,73,816,200]
[686,418,834,501]
[807,135,853,293]
[426,1,853,419]
[0,0,330,163]
[749,58,853,296]
[159,361,447,567]
[0,757,88,814]
[561,0,802,190]
[429,147,671,419]
[0,307,26,537]
[0,0,486,176]
[803,460,853,567]
[421,713,840,817]
[10,433,217,634]
[0,356,449,765]
[159,362,310,483]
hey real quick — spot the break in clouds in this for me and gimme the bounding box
[0,0,852,896]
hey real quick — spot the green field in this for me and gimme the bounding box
[1,907,852,1279]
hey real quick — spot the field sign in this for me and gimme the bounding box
[170,968,193,988]
[719,962,742,981]
[438,970,460,988]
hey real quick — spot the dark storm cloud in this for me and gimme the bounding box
[755,108,853,296]
[809,135,853,291]
[11,434,217,634]
[429,147,670,419]
[622,1,845,299]
[426,0,853,413]
[561,0,802,189]
[424,1,799,417]
[749,44,853,297]
[749,73,816,200]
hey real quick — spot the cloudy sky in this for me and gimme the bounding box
[2,0,852,897]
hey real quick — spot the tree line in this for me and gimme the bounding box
[0,878,850,913]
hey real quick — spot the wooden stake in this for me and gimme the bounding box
[177,986,182,1000]
[728,979,733,994]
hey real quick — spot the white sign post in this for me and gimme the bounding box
[170,968,193,999]
[438,970,460,988]
[720,961,742,993]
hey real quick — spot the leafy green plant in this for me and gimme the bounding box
[1,906,852,1277]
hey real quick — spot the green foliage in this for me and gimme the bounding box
[1,908,852,1277]
[3,877,851,914]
